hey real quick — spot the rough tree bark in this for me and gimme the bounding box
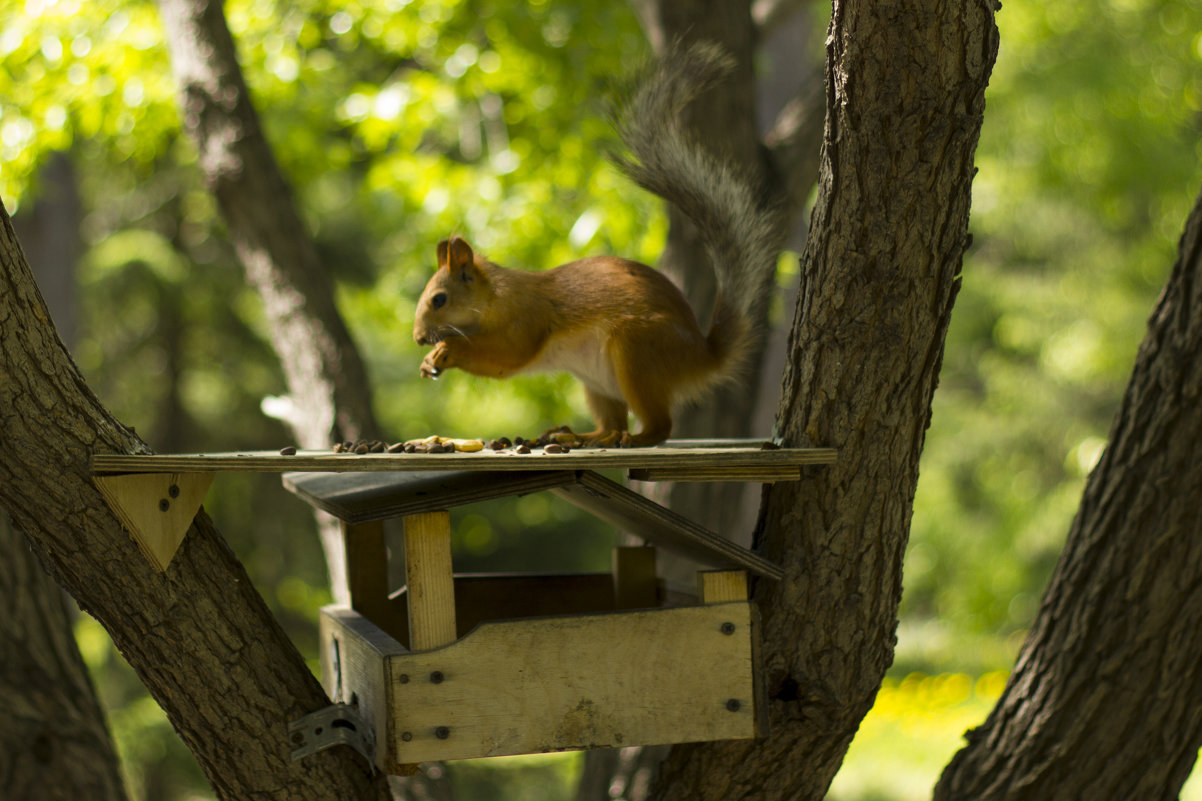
[932,188,1202,799]
[652,0,999,798]
[154,0,380,604]
[0,202,389,800]
[0,510,129,801]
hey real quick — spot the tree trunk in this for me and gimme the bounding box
[652,0,998,798]
[0,510,129,801]
[12,153,80,347]
[154,0,384,606]
[932,187,1202,800]
[0,201,388,801]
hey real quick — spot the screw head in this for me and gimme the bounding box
[720,622,736,635]
[399,673,410,684]
[401,731,413,742]
[168,484,181,498]
[158,499,170,512]
[725,698,741,712]
[430,670,444,684]
[435,726,450,740]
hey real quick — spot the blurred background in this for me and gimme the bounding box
[3,0,1200,798]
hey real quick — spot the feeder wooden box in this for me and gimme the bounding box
[90,442,833,773]
[281,451,815,771]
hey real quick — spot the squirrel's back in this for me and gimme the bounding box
[495,255,723,403]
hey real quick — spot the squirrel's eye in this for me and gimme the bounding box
[431,292,447,310]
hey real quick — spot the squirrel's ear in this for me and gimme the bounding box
[436,239,450,270]
[447,236,477,284]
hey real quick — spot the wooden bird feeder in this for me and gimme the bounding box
[90,441,835,773]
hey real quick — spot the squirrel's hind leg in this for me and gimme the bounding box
[613,375,673,448]
[578,389,630,447]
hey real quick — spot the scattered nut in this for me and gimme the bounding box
[354,443,370,454]
[515,444,531,454]
[544,443,565,454]
[279,446,297,456]
[387,442,405,453]
[369,440,386,453]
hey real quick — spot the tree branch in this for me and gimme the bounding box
[0,200,388,801]
[751,0,811,31]
[763,59,825,223]
[154,0,378,449]
[933,187,1202,800]
[153,0,384,606]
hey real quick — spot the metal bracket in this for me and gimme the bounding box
[288,703,375,770]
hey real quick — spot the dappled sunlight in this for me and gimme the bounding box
[6,0,1202,796]
[833,673,1202,801]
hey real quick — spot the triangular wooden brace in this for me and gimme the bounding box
[94,472,214,571]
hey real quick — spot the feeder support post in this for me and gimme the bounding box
[402,511,457,650]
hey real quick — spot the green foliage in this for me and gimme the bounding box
[0,0,177,204]
[830,670,1202,801]
[446,753,581,801]
[902,0,1202,665]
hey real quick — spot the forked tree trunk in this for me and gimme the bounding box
[0,203,389,801]
[933,188,1202,800]
[652,0,999,798]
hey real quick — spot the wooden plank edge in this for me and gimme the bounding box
[90,446,838,475]
[554,472,785,581]
[628,466,801,483]
[282,470,577,523]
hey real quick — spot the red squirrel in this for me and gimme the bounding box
[413,43,785,447]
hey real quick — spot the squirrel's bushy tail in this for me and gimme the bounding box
[612,42,784,377]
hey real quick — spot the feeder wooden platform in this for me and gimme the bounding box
[89,440,835,771]
[90,440,835,478]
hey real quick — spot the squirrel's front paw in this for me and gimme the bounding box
[420,343,450,379]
